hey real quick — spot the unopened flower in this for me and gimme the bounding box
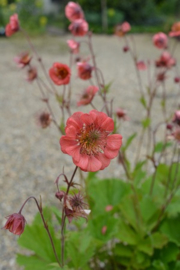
[172,110,180,125]
[153,32,168,49]
[116,108,129,121]
[65,2,84,22]
[101,226,107,235]
[5,13,19,37]
[67,39,80,54]
[36,111,51,129]
[174,77,180,83]
[115,22,131,37]
[3,213,26,235]
[77,61,93,80]
[136,61,147,71]
[55,190,65,201]
[155,51,176,69]
[26,67,37,82]
[69,19,88,37]
[60,110,123,172]
[156,72,166,82]
[77,85,98,106]
[14,52,32,68]
[166,123,173,130]
[49,63,71,85]
[64,193,90,223]
[123,46,129,52]
[169,22,180,37]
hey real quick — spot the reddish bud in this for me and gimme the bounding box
[3,213,26,235]
[166,123,173,130]
[105,205,113,212]
[55,191,65,201]
[101,226,107,235]
[123,46,129,52]
[174,77,180,83]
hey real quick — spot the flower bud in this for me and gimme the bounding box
[3,213,26,235]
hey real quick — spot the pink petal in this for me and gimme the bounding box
[101,117,114,132]
[60,136,78,154]
[98,153,111,170]
[104,146,119,159]
[80,113,93,126]
[106,134,122,150]
[73,154,89,170]
[65,125,77,137]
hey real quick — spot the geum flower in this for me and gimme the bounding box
[3,213,26,235]
[65,1,84,22]
[152,32,168,49]
[155,51,176,69]
[77,85,99,106]
[49,63,71,85]
[77,61,94,80]
[36,111,51,129]
[5,13,19,37]
[26,67,37,82]
[14,52,32,68]
[115,22,131,37]
[136,61,147,70]
[69,19,88,37]
[172,110,180,125]
[60,110,122,172]
[67,39,80,54]
[169,22,180,37]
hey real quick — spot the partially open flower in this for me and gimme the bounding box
[26,67,37,82]
[136,61,147,71]
[69,19,88,37]
[169,22,180,37]
[172,110,180,125]
[60,110,123,172]
[77,85,99,106]
[5,13,19,37]
[67,39,80,54]
[152,32,168,49]
[3,213,26,235]
[115,22,131,37]
[49,63,71,85]
[65,2,84,22]
[36,111,51,129]
[14,52,32,68]
[77,61,93,80]
[116,108,129,121]
[155,51,176,69]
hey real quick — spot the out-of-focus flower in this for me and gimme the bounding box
[67,39,80,54]
[169,22,180,37]
[36,111,51,129]
[174,77,180,83]
[3,213,26,235]
[105,205,113,212]
[5,13,19,37]
[152,32,168,49]
[14,52,32,68]
[60,110,122,172]
[55,190,65,201]
[69,19,88,36]
[49,63,71,85]
[136,61,147,71]
[26,67,37,82]
[173,127,180,142]
[64,192,90,223]
[166,123,173,130]
[115,22,131,37]
[101,226,107,234]
[155,51,176,69]
[77,85,98,106]
[65,1,84,22]
[77,61,93,80]
[156,72,167,82]
[172,110,180,125]
[116,108,129,121]
[123,45,129,52]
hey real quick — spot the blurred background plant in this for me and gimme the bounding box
[1,0,180,34]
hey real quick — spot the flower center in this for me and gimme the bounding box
[56,67,68,79]
[76,123,108,156]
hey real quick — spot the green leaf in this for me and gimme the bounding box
[160,215,180,246]
[114,243,133,257]
[132,251,151,269]
[152,260,168,270]
[101,81,112,93]
[138,237,153,255]
[159,242,179,263]
[154,142,172,153]
[142,117,151,129]
[140,96,147,108]
[16,254,50,270]
[117,219,139,245]
[140,195,159,222]
[150,232,168,249]
[122,133,137,152]
[166,189,180,217]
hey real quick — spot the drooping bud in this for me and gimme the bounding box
[3,213,26,235]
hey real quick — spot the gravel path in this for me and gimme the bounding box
[0,33,180,270]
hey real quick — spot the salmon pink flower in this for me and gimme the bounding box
[67,39,80,54]
[77,85,99,106]
[136,61,147,71]
[69,19,88,37]
[115,22,131,37]
[49,63,71,85]
[14,52,32,68]
[77,61,93,80]
[65,2,84,22]
[60,110,123,172]
[5,14,19,37]
[153,32,168,49]
[26,67,37,82]
[155,51,176,69]
[169,22,180,37]
[3,213,26,235]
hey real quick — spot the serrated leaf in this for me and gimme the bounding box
[140,195,159,222]
[152,260,167,270]
[114,243,133,257]
[154,142,172,153]
[117,219,139,245]
[160,215,180,246]
[150,232,168,249]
